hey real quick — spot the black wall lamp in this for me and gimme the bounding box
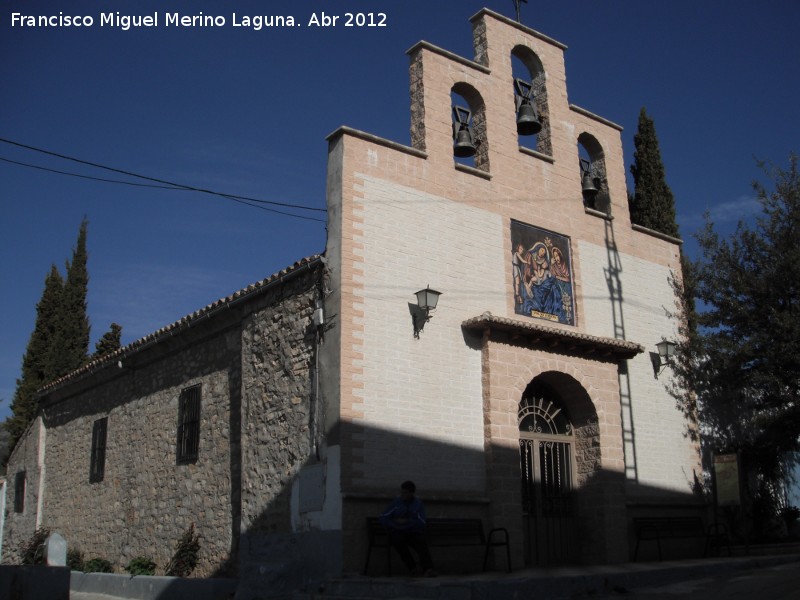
[651,340,676,378]
[413,286,442,338]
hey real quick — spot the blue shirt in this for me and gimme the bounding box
[379,496,427,532]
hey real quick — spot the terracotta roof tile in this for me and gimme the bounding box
[462,311,644,358]
[39,254,323,395]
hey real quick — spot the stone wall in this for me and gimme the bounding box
[39,329,239,577]
[2,418,43,564]
[2,260,325,578]
[239,266,321,534]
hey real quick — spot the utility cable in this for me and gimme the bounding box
[0,137,327,218]
[0,156,181,190]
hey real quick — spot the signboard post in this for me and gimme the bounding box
[714,453,741,507]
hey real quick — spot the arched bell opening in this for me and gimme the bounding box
[578,133,610,213]
[451,83,488,171]
[518,372,599,567]
[511,47,551,156]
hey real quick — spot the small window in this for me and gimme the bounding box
[90,417,108,483]
[14,471,25,513]
[177,385,201,464]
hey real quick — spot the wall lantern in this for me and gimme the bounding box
[413,286,442,338]
[651,340,677,378]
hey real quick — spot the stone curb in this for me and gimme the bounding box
[70,571,237,600]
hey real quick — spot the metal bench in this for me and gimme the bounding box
[364,517,511,575]
[633,517,730,560]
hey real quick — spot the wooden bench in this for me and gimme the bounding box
[364,517,511,575]
[633,517,730,560]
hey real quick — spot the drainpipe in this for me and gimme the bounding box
[36,418,46,530]
[0,477,6,561]
[311,285,325,461]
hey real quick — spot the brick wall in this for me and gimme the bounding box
[326,8,699,569]
[579,238,700,494]
[346,174,504,494]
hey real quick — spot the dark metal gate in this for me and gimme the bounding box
[518,382,578,566]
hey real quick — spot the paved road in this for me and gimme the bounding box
[595,561,800,599]
[68,558,800,600]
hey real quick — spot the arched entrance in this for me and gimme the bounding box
[518,378,578,566]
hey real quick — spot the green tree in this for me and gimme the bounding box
[51,218,90,376]
[5,266,64,449]
[94,323,122,358]
[4,220,93,454]
[675,154,800,526]
[0,422,10,466]
[669,253,700,443]
[629,107,679,238]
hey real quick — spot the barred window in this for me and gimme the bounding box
[177,384,201,464]
[90,417,108,483]
[14,471,25,513]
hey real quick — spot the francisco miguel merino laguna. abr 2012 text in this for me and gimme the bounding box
[10,11,388,30]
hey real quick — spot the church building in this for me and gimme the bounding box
[3,8,701,586]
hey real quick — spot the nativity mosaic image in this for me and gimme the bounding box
[511,220,575,325]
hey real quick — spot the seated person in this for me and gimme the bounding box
[379,480,436,577]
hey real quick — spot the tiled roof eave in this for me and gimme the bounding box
[37,254,324,397]
[462,312,644,359]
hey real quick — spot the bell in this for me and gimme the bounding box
[516,101,542,136]
[581,171,599,196]
[453,126,476,158]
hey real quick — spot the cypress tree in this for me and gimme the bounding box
[51,218,91,376]
[94,323,122,358]
[629,107,679,238]
[5,220,92,453]
[5,266,64,448]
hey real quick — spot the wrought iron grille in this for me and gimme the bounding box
[14,471,25,513]
[177,384,201,464]
[90,417,108,483]
[518,381,577,565]
[520,439,575,517]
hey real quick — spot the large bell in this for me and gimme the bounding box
[516,101,542,136]
[581,171,599,196]
[453,126,476,158]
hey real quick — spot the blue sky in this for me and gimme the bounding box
[1,0,798,421]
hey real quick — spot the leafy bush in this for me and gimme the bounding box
[780,506,800,524]
[165,524,200,577]
[125,556,156,576]
[83,558,114,573]
[20,528,50,565]
[67,548,85,571]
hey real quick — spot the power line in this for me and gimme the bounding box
[0,137,327,222]
[0,156,181,190]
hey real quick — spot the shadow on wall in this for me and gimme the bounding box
[155,421,703,599]
[10,390,703,599]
